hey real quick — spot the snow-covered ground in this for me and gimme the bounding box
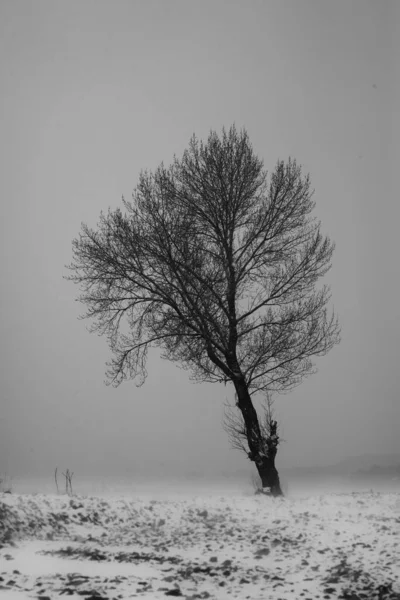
[1,480,399,600]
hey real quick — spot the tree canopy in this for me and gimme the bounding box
[67,126,340,396]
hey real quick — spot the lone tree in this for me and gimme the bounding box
[67,126,340,496]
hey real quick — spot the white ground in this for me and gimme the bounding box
[1,481,400,600]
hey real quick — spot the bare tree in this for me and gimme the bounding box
[62,469,74,496]
[66,125,340,496]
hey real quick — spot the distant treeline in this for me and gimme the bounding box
[351,464,400,479]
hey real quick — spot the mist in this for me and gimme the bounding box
[1,0,399,485]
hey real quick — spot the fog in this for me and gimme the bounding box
[1,1,399,483]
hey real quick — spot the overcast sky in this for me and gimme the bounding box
[0,0,399,480]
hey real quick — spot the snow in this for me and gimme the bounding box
[1,483,399,600]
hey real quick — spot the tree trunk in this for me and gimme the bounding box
[256,455,283,497]
[233,377,284,497]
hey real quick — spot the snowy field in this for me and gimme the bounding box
[1,477,400,600]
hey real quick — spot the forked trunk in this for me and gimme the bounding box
[234,377,284,497]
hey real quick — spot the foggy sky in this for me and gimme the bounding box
[1,0,399,479]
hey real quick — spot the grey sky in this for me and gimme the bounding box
[1,0,399,479]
